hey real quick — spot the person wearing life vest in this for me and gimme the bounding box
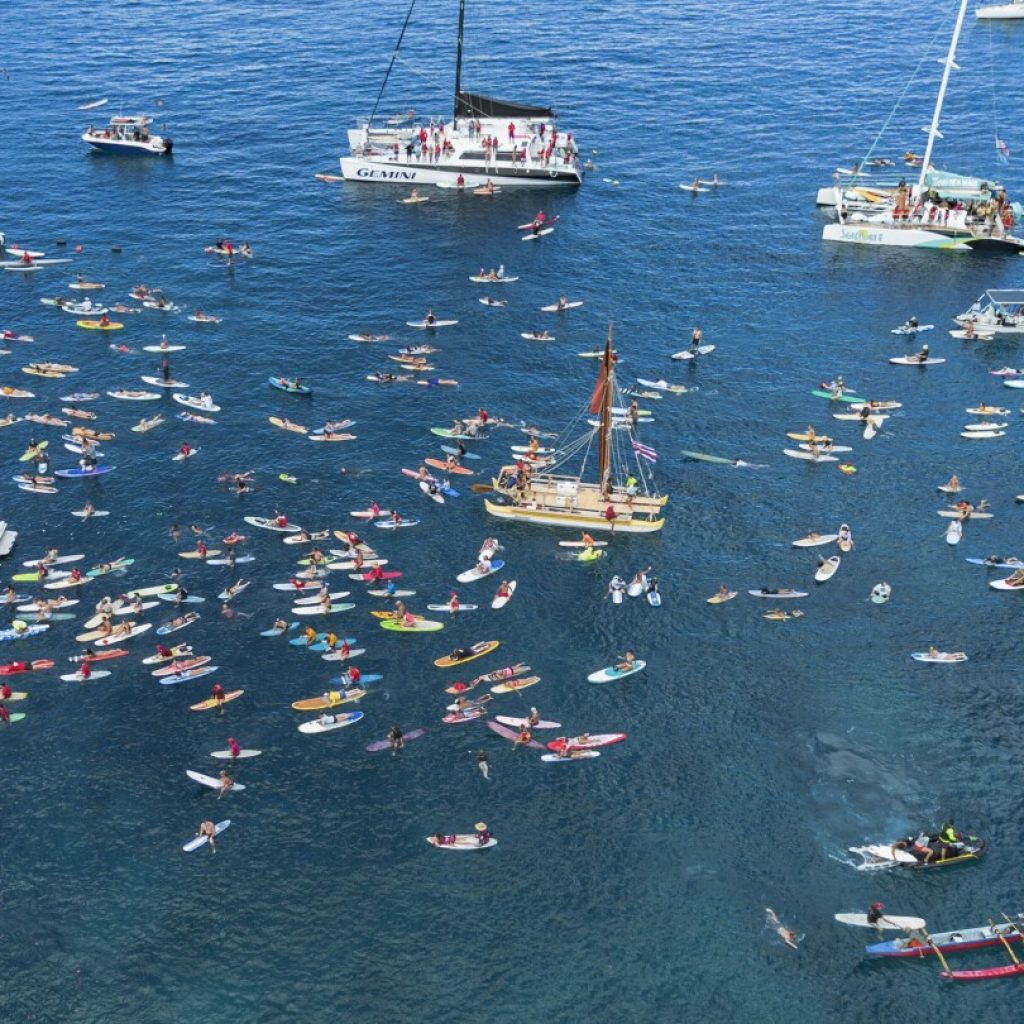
[937,821,961,859]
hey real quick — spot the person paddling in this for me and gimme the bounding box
[196,820,218,854]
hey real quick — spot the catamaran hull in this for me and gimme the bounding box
[340,156,582,188]
[822,223,970,250]
[484,498,664,534]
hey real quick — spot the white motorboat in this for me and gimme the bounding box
[822,0,1024,253]
[0,520,17,558]
[82,114,172,156]
[977,0,1024,18]
[954,289,1024,335]
[340,0,583,189]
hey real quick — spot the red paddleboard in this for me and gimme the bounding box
[69,648,130,663]
[0,659,54,675]
[424,457,473,476]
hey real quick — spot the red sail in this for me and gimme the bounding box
[588,363,608,414]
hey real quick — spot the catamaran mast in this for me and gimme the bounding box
[367,0,417,129]
[598,323,613,496]
[453,0,466,123]
[916,0,968,196]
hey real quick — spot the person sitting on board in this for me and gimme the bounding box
[616,650,637,672]
[196,820,218,853]
[217,770,234,799]
[318,713,337,726]
[424,309,437,326]
[914,344,930,363]
[433,833,458,846]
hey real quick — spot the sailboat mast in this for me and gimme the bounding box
[367,0,417,129]
[453,0,466,123]
[916,0,968,195]
[598,323,613,496]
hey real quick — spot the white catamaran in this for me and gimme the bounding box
[822,0,1024,253]
[339,0,583,189]
[484,327,666,533]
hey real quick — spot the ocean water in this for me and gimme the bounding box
[2,1,1024,1021]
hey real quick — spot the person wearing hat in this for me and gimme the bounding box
[866,902,886,935]
[475,822,491,846]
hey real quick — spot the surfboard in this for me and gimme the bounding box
[183,820,230,852]
[186,770,246,792]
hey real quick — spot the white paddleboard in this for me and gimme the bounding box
[834,912,926,931]
[183,820,230,852]
[186,770,246,792]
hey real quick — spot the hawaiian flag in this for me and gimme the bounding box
[996,137,1010,164]
[632,441,658,463]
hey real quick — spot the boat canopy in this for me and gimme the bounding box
[455,90,554,121]
[985,289,1024,307]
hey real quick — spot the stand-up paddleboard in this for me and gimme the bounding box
[792,533,839,547]
[540,301,583,312]
[426,834,497,849]
[406,319,458,329]
[889,356,945,366]
[491,581,516,609]
[141,376,188,389]
[706,590,737,604]
[587,660,646,683]
[911,651,967,663]
[190,689,243,711]
[244,516,300,533]
[950,328,994,340]
[292,603,355,616]
[937,509,992,519]
[800,443,851,454]
[495,715,561,729]
[211,749,262,759]
[749,588,807,598]
[160,665,219,685]
[59,669,111,681]
[379,618,444,632]
[812,390,865,403]
[456,559,504,583]
[670,345,716,360]
[680,451,737,465]
[365,728,427,752]
[426,604,479,613]
[960,430,1005,439]
[298,710,364,734]
[542,751,601,762]
[814,555,841,583]
[783,448,838,462]
[834,912,926,931]
[485,720,545,748]
[521,227,554,241]
[183,820,230,852]
[186,770,246,792]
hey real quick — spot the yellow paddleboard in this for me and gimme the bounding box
[269,416,308,434]
[490,675,540,694]
[190,689,244,711]
[76,320,124,331]
[434,640,500,668]
[178,549,222,559]
[291,689,365,711]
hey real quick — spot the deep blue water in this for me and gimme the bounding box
[3,1,1024,1021]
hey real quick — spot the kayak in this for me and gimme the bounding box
[183,820,230,852]
[298,711,364,734]
[434,641,500,668]
[588,661,646,683]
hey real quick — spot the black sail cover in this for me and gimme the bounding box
[455,90,554,120]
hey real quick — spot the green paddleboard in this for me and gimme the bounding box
[811,389,865,404]
[379,619,444,633]
[4,713,26,724]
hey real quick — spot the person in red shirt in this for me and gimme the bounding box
[1,684,11,699]
[478,408,489,425]
[369,565,383,581]
[507,121,515,142]
[211,682,225,706]
[0,703,10,725]
[227,736,241,758]
[79,661,92,681]
[347,665,361,686]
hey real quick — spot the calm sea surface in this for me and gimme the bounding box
[2,1,1024,1021]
